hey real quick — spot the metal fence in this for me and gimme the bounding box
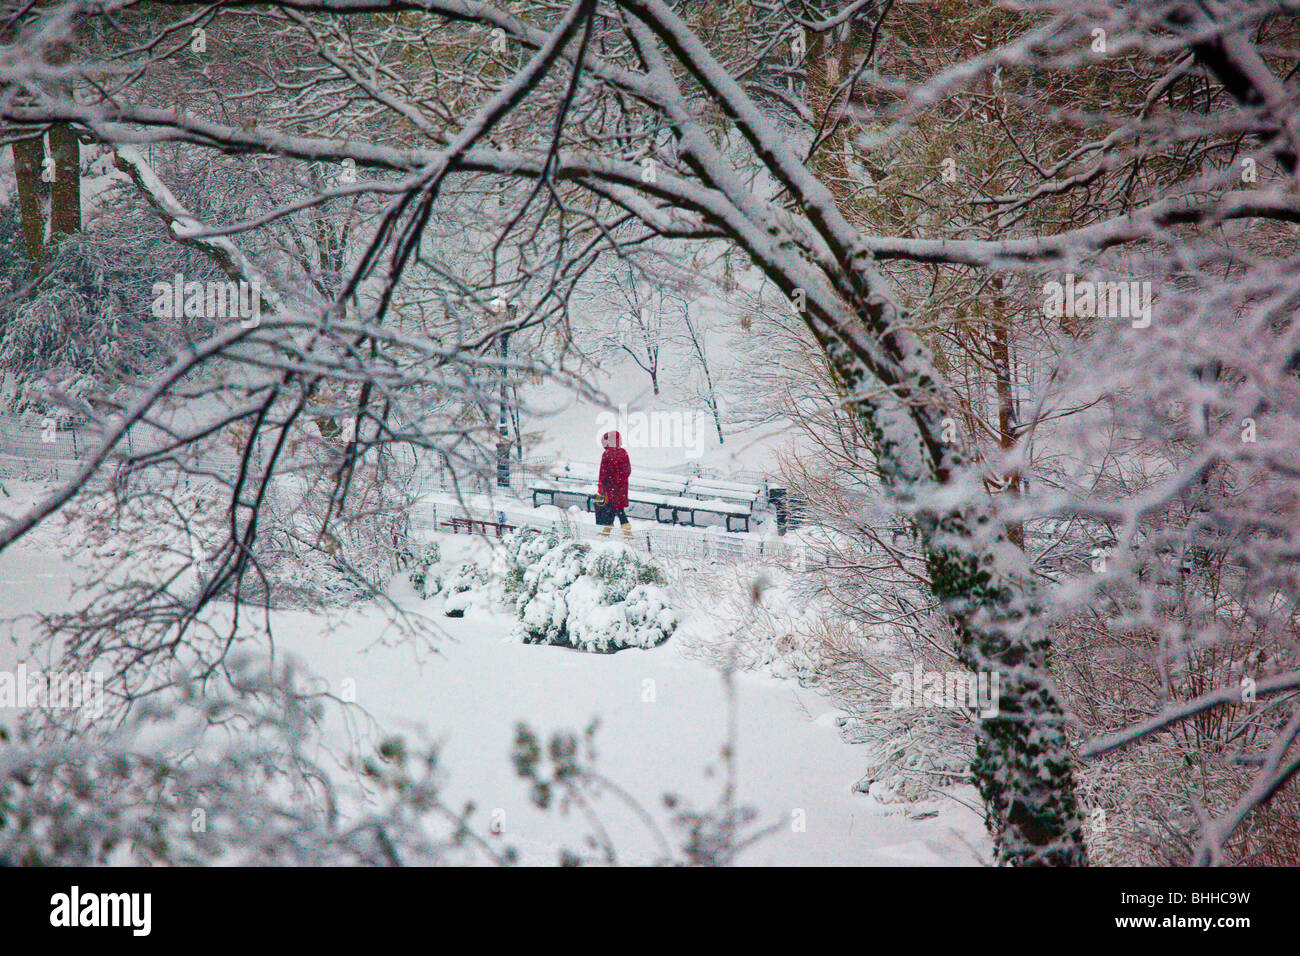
[417,492,825,568]
[0,413,257,482]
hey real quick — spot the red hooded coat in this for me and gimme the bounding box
[598,430,631,509]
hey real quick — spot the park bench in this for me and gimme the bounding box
[530,460,765,532]
[441,515,516,537]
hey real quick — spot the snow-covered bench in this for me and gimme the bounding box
[657,493,755,532]
[530,461,763,532]
[546,460,692,495]
[442,515,517,538]
[530,479,595,511]
[530,481,692,526]
[682,476,761,507]
[534,461,688,508]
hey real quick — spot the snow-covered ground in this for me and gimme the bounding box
[0,480,987,865]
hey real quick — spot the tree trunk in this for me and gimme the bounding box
[796,17,1081,865]
[685,313,724,445]
[48,124,81,237]
[12,137,46,271]
[921,514,1082,864]
[44,29,81,242]
[806,29,851,190]
[991,280,1023,548]
[814,312,1086,866]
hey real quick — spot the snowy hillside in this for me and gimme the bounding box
[0,480,986,864]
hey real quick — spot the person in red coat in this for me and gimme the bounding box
[597,429,633,537]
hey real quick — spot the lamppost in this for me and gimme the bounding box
[496,300,516,489]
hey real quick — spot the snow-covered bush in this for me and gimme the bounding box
[674,564,821,683]
[253,491,404,607]
[0,194,221,413]
[504,529,677,653]
[437,562,489,617]
[244,455,417,608]
[396,540,441,598]
[0,653,508,865]
[501,525,564,597]
[513,537,591,642]
[586,545,667,600]
[808,613,975,806]
[562,578,678,653]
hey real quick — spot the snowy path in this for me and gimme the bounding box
[273,596,986,865]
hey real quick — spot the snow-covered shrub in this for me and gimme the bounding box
[0,195,221,413]
[505,531,677,653]
[437,562,489,617]
[674,564,821,683]
[586,545,667,601]
[1053,614,1300,865]
[513,537,591,642]
[565,579,678,653]
[811,614,975,806]
[501,525,564,597]
[226,442,424,608]
[252,474,407,607]
[0,653,507,865]
[396,540,441,598]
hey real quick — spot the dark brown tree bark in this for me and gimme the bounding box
[12,137,47,271]
[48,124,81,237]
[991,280,1023,548]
